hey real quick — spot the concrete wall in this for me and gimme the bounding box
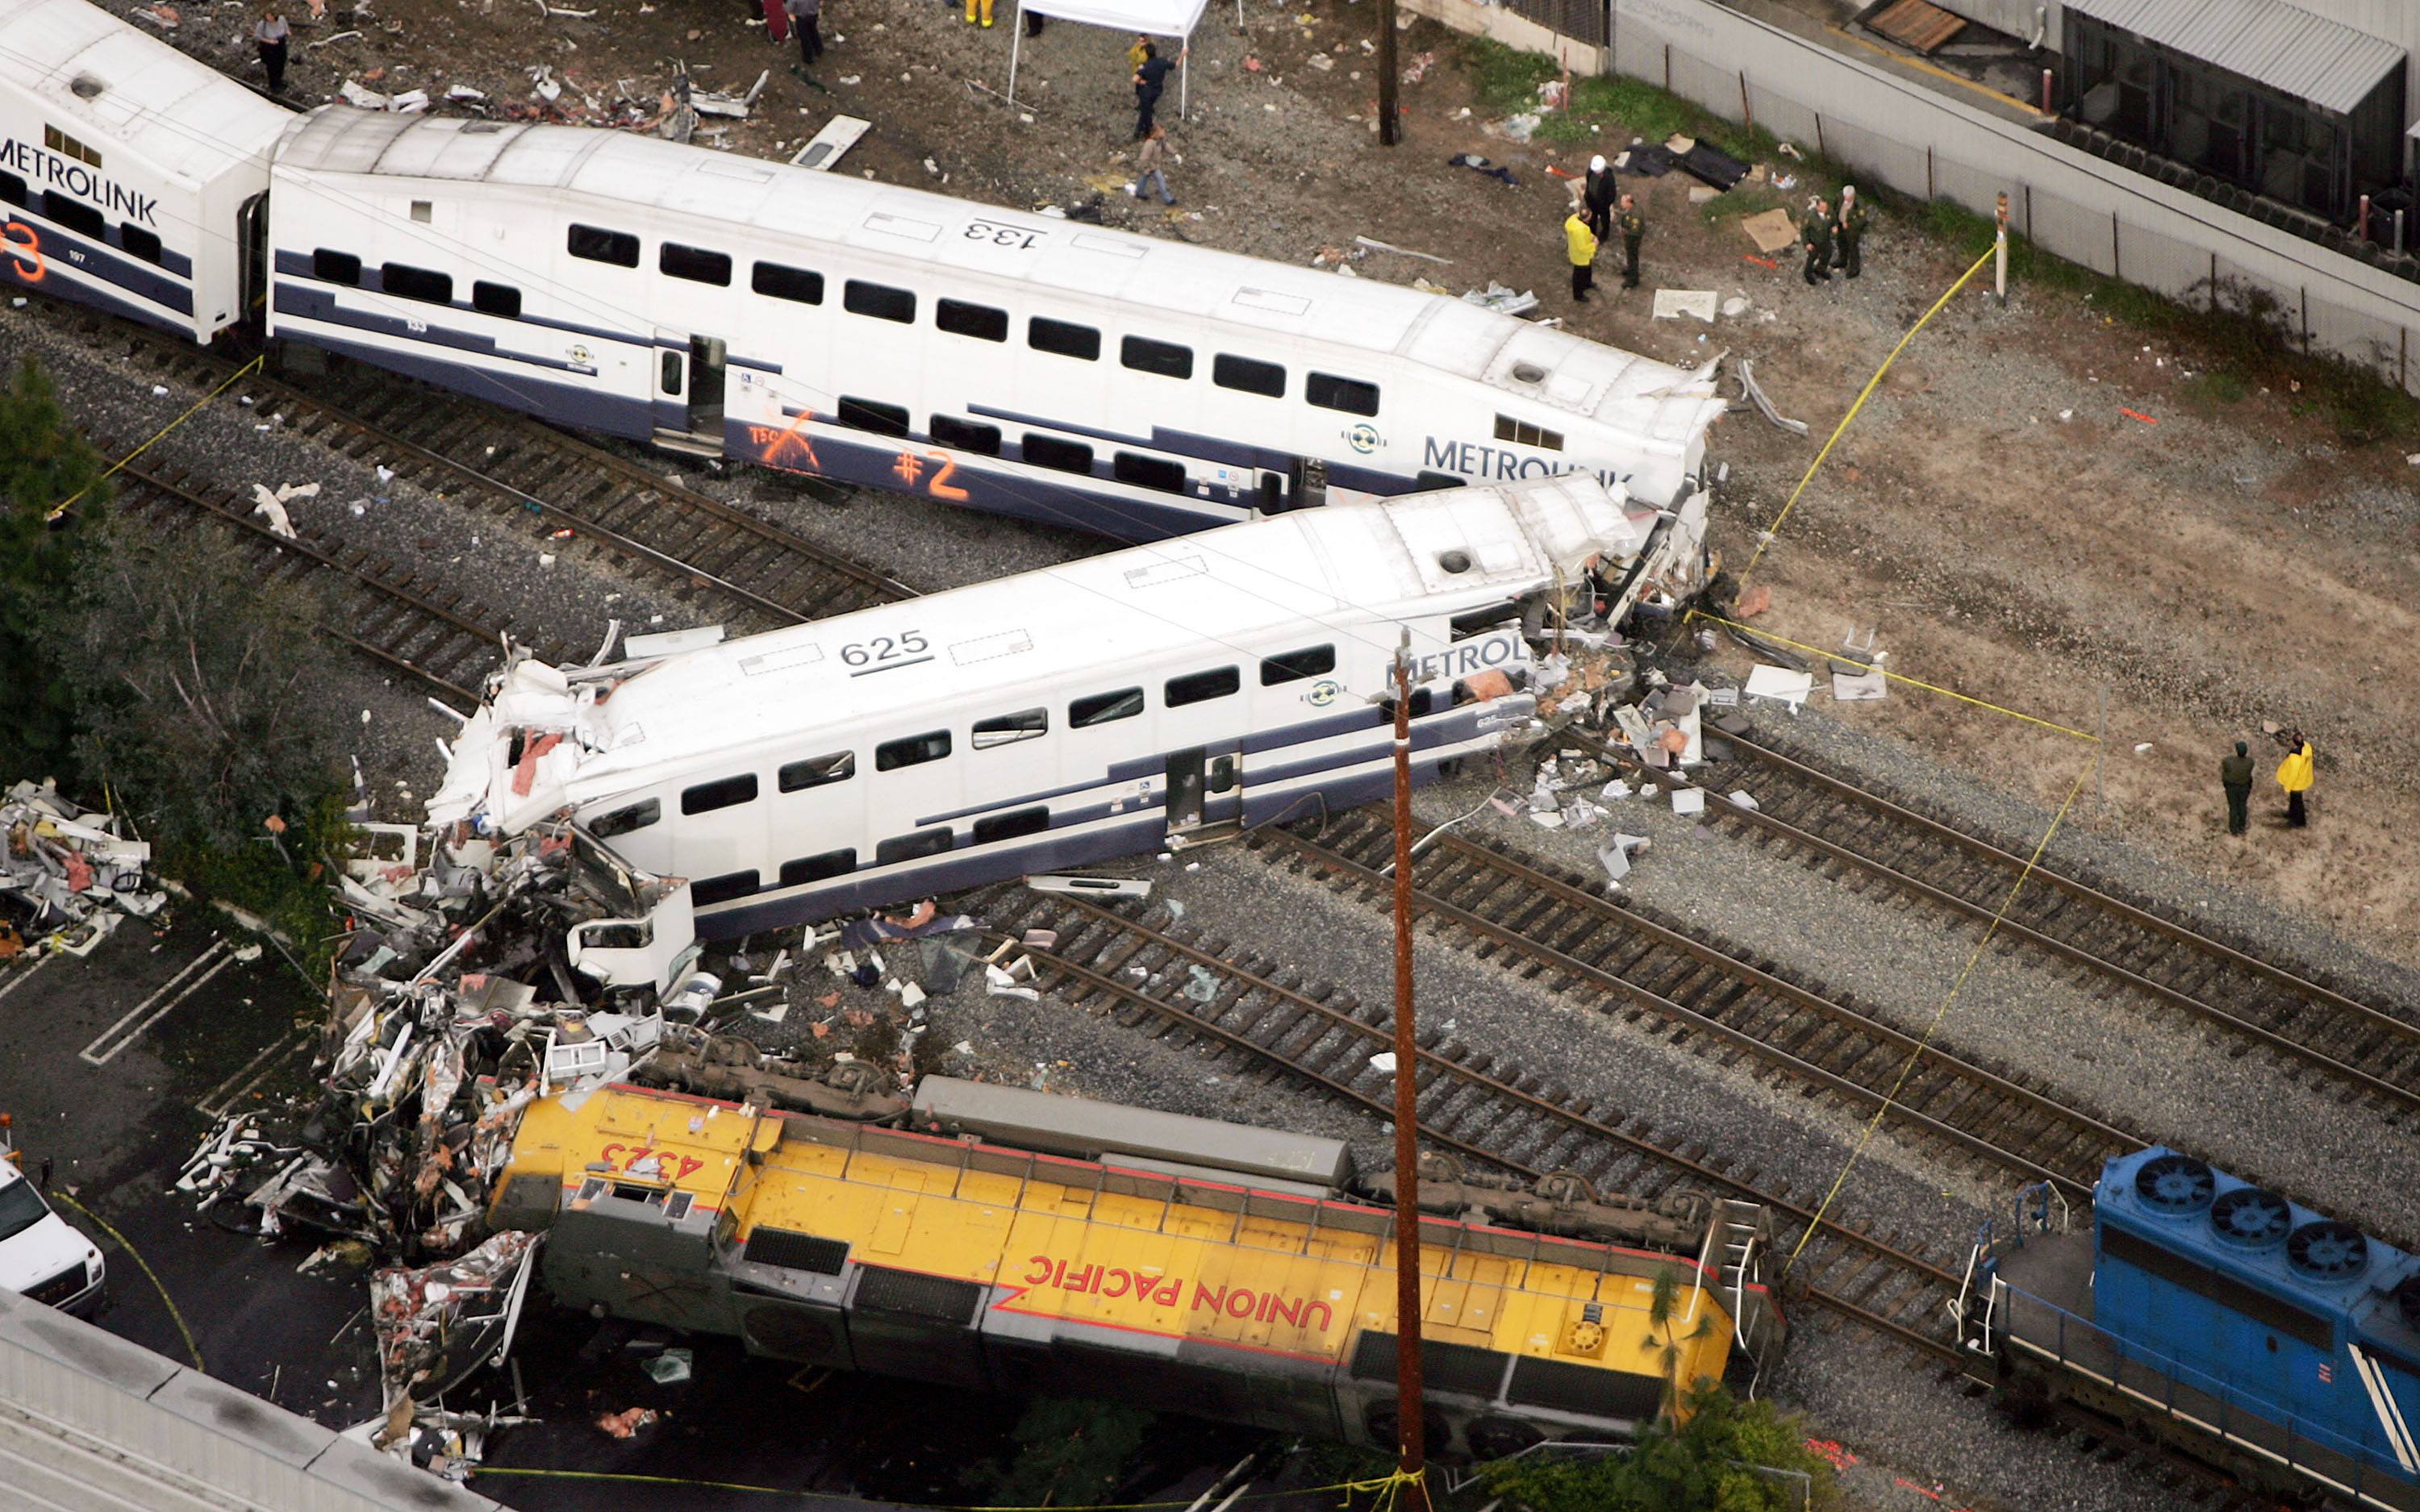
[1603,0,2420,389]
[1402,0,1610,73]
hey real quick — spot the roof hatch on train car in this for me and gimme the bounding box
[1481,328,1604,415]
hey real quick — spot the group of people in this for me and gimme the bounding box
[2219,733,2318,835]
[1799,185,1868,285]
[1563,155,1643,302]
[1558,159,1874,304]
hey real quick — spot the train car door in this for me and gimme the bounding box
[1164,749,1240,846]
[236,193,269,323]
[653,330,728,455]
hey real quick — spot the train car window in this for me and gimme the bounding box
[1027,317,1100,360]
[931,415,1002,456]
[751,261,824,304]
[661,352,683,396]
[382,263,453,305]
[1493,414,1564,451]
[1261,644,1337,685]
[588,798,661,838]
[681,773,759,814]
[973,710,1048,749]
[973,806,1050,844]
[779,848,857,886]
[1112,452,1186,494]
[875,731,951,771]
[1165,666,1240,707]
[844,280,916,323]
[1416,470,1465,491]
[472,281,522,319]
[691,869,760,906]
[937,299,1009,342]
[875,830,953,865]
[660,242,733,286]
[1120,335,1193,379]
[1069,688,1144,727]
[567,224,639,267]
[312,248,362,285]
[778,751,856,791]
[42,127,100,169]
[1212,353,1285,397]
[119,224,163,265]
[0,170,25,208]
[1307,373,1380,416]
[1022,434,1093,475]
[837,398,912,438]
[44,196,103,239]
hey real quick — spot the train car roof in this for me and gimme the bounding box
[0,0,291,187]
[271,108,1724,436]
[427,477,1666,824]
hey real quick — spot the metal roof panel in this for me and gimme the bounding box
[2064,0,2401,115]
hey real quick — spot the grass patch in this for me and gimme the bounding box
[2183,369,2251,406]
[1465,38,1558,115]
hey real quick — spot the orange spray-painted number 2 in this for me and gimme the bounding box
[3,223,44,282]
[893,448,968,502]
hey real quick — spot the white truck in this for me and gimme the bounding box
[0,1118,103,1317]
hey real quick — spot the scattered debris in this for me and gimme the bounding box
[1652,289,1718,323]
[1739,207,1801,255]
[1460,281,1538,317]
[1743,664,1816,710]
[1354,234,1449,264]
[1447,152,1518,188]
[1833,669,1888,701]
[0,778,162,955]
[1738,360,1809,435]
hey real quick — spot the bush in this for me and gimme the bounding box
[0,356,105,780]
[1482,1383,1838,1512]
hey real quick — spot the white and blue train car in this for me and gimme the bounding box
[426,475,1702,939]
[265,106,1726,542]
[0,0,287,340]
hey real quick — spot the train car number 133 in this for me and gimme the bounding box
[966,219,1044,251]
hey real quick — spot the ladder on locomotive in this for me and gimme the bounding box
[1715,1198,1784,1392]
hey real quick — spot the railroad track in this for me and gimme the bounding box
[1588,722,2420,1118]
[982,884,1971,1364]
[107,452,516,707]
[24,304,914,650]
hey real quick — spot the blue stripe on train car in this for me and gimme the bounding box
[4,214,195,318]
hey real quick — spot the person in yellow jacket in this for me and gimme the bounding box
[1566,209,1600,303]
[2276,732,2314,827]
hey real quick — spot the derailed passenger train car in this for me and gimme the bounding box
[0,0,287,341]
[1959,1148,2420,1511]
[426,476,1707,940]
[491,1081,1786,1456]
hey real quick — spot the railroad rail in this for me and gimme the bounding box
[984,884,1971,1364]
[1585,723,2420,1117]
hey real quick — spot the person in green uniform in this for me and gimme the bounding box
[1801,197,1833,285]
[2218,739,2253,836]
[1617,194,1646,290]
[1833,184,1869,278]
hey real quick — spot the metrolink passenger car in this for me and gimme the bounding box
[491,1080,1786,1456]
[425,475,1707,938]
[3,0,1729,545]
[1961,1148,2420,1511]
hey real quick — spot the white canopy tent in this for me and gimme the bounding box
[1006,0,1238,119]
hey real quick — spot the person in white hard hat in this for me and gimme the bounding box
[1583,153,1619,243]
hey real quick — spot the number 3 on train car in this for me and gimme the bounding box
[2,223,43,284]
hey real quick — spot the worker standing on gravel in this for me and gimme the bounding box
[254,7,290,95]
[2219,739,2253,836]
[2276,731,2315,827]
[1584,155,1618,242]
[1133,43,1181,140]
[1617,194,1645,290]
[965,0,994,26]
[1800,197,1834,286]
[786,0,821,69]
[1833,185,1869,278]
[1565,206,1600,303]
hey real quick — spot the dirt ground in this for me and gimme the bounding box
[149,0,2420,966]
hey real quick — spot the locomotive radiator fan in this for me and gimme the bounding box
[2208,1186,2293,1250]
[2133,1153,2215,1216]
[2287,1220,2370,1282]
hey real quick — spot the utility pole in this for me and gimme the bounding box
[1378,0,1400,146]
[1995,191,2010,306]
[1387,637,1427,1512]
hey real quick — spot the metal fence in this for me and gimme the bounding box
[1520,0,2420,389]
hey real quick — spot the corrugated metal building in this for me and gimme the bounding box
[2053,0,2405,222]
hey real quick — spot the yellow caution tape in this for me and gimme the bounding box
[1690,613,2100,742]
[48,355,265,521]
[48,1189,204,1371]
[1735,244,1996,589]
[1784,752,2097,1269]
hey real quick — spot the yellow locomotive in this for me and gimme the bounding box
[491,1079,1784,1457]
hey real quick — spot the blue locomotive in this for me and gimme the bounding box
[1959,1148,2420,1510]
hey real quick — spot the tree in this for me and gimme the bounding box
[977,1397,1156,1509]
[0,355,106,777]
[1644,1265,1719,1423]
[39,509,347,869]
